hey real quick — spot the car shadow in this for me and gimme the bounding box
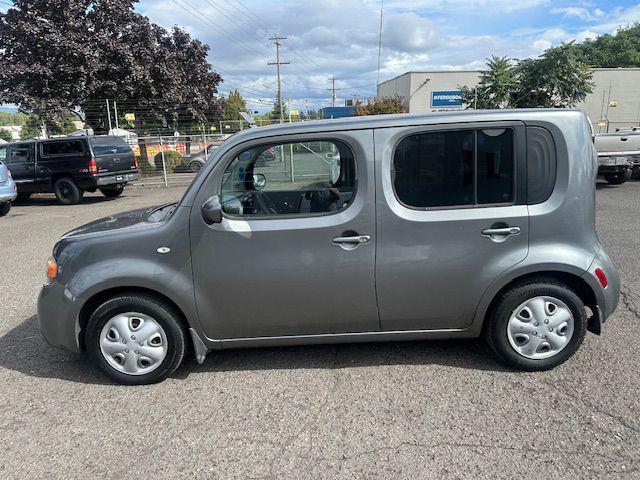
[13,195,123,206]
[0,316,508,385]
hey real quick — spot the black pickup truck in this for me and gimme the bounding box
[0,136,138,204]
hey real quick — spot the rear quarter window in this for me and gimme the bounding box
[526,127,557,204]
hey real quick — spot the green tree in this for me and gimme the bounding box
[355,95,406,115]
[460,56,515,109]
[222,90,247,121]
[460,44,593,109]
[0,129,12,142]
[577,23,640,68]
[512,43,594,108]
[270,99,287,122]
[20,114,44,139]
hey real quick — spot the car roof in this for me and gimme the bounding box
[232,108,585,143]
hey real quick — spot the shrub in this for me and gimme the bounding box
[153,150,183,173]
[137,157,156,175]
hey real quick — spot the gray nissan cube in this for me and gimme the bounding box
[38,110,620,385]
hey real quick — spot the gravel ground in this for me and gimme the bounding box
[0,182,639,479]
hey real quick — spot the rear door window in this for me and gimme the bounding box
[41,140,85,157]
[392,128,515,208]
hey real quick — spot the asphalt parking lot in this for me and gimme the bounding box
[1,182,639,479]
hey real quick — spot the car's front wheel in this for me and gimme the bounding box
[485,278,587,371]
[0,202,10,216]
[85,294,187,385]
[189,160,203,173]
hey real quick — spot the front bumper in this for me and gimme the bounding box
[38,280,82,353]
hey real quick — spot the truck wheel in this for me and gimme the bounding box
[604,170,632,185]
[16,192,31,203]
[85,293,187,385]
[99,185,125,198]
[54,177,83,205]
[485,278,587,371]
[0,202,10,216]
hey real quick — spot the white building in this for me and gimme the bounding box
[377,68,640,133]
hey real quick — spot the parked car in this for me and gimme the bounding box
[38,109,620,385]
[0,159,17,216]
[0,136,138,204]
[594,131,640,184]
[182,144,219,173]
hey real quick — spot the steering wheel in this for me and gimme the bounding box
[253,192,279,215]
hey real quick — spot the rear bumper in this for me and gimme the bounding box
[0,182,17,203]
[77,172,138,189]
[582,248,620,327]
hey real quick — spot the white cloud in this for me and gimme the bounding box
[137,0,640,111]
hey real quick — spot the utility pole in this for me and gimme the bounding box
[113,101,120,131]
[268,36,290,124]
[327,76,345,107]
[106,99,113,133]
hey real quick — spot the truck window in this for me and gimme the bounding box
[41,140,85,157]
[9,143,34,163]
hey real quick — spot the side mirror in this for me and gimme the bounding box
[252,173,266,190]
[201,195,222,224]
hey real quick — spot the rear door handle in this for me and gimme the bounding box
[481,226,521,236]
[332,234,371,245]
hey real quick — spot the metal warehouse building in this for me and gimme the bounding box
[377,68,640,133]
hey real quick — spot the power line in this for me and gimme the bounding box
[327,76,346,107]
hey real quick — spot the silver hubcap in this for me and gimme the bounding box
[99,312,168,375]
[507,296,574,360]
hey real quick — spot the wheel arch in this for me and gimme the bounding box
[476,270,599,335]
[77,286,192,352]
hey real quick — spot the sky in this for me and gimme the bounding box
[2,0,640,113]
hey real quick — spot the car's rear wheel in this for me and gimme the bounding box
[99,185,125,198]
[0,202,10,216]
[189,161,203,173]
[485,278,587,371]
[604,170,632,185]
[54,177,83,204]
[85,293,187,385]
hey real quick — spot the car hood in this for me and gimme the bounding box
[61,205,159,239]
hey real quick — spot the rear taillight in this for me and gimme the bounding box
[134,156,139,171]
[595,268,608,289]
[89,158,97,174]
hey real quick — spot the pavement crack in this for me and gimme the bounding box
[620,284,640,320]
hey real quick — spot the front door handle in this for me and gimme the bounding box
[481,226,521,237]
[332,234,371,245]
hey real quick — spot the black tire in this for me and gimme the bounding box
[189,161,203,173]
[99,185,125,198]
[54,177,83,204]
[604,170,632,185]
[85,293,187,385]
[485,278,587,371]
[15,192,31,202]
[0,202,10,216]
